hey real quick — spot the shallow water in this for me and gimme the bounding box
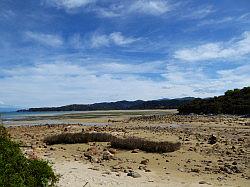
[4,120,109,127]
[1,111,84,120]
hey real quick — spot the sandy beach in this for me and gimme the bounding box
[6,111,250,187]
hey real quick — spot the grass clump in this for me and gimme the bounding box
[44,132,113,145]
[0,125,58,187]
[111,137,181,153]
[44,132,181,153]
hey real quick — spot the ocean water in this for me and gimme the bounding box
[0,111,83,120]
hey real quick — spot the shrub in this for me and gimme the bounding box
[44,132,181,153]
[0,125,58,187]
[0,125,8,138]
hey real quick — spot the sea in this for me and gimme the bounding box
[0,111,82,120]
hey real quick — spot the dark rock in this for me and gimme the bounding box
[127,171,141,178]
[140,159,149,165]
[208,134,217,144]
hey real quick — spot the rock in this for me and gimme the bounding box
[102,150,114,160]
[199,181,207,184]
[208,134,217,144]
[127,171,141,178]
[131,149,140,153]
[84,152,92,159]
[232,161,237,165]
[108,148,117,154]
[102,171,111,175]
[116,173,121,177]
[145,169,151,172]
[88,166,100,171]
[178,168,185,172]
[140,159,149,165]
[87,146,99,155]
[191,168,200,173]
[139,166,146,170]
[90,156,100,163]
[217,176,225,181]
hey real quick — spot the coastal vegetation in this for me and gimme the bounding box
[178,87,250,115]
[0,124,58,187]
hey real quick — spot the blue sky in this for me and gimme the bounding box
[0,0,250,107]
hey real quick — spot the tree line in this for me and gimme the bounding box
[178,87,250,115]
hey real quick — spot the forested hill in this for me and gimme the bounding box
[178,87,250,115]
[18,97,195,112]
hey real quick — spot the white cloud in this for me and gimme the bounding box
[182,5,214,20]
[25,31,63,47]
[129,0,171,16]
[1,61,249,107]
[109,32,138,45]
[90,32,138,48]
[88,60,165,74]
[174,31,250,62]
[47,0,95,9]
[0,62,170,107]
[217,65,250,85]
[90,33,110,48]
[92,0,172,18]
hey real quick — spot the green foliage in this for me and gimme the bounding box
[0,125,58,187]
[0,125,8,139]
[178,87,250,115]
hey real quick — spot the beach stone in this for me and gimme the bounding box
[50,147,56,151]
[191,168,200,173]
[127,171,141,178]
[208,134,217,144]
[140,159,149,165]
[108,148,117,154]
[131,149,140,153]
[87,146,99,155]
[84,152,92,159]
[102,150,114,160]
[199,181,207,184]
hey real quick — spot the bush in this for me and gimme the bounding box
[0,125,8,139]
[0,125,58,187]
[44,132,181,153]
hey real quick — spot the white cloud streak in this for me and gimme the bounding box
[129,0,171,16]
[174,31,250,62]
[90,32,138,48]
[47,0,95,9]
[25,31,63,47]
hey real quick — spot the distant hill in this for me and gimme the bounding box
[18,97,195,112]
[178,87,250,115]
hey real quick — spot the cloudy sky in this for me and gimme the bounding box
[0,0,250,107]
